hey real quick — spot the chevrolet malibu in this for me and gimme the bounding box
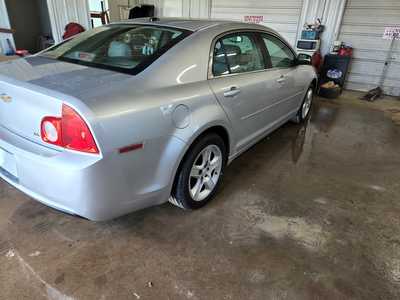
[0,18,316,221]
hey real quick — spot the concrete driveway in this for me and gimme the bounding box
[1,94,400,299]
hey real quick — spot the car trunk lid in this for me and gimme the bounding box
[0,56,130,100]
[0,75,63,147]
[0,56,132,150]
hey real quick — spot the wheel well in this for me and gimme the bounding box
[171,125,230,194]
[311,78,317,91]
[199,126,230,155]
[177,125,230,171]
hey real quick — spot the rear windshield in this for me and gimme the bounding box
[41,24,191,75]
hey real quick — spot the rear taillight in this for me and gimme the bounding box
[41,117,62,145]
[61,105,99,154]
[41,104,99,154]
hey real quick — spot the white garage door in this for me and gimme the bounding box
[338,0,400,96]
[47,0,91,44]
[210,0,303,46]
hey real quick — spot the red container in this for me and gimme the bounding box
[339,47,353,57]
[15,49,29,57]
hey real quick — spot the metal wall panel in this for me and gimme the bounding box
[210,0,303,45]
[163,0,210,18]
[47,0,91,44]
[339,0,400,96]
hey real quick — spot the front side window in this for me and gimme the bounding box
[41,25,190,74]
[212,33,265,76]
[262,34,295,68]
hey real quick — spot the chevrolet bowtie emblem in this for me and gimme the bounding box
[0,93,12,103]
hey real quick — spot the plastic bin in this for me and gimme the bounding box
[301,30,320,40]
[320,54,351,87]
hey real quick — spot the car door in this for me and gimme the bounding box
[260,33,304,117]
[208,32,282,151]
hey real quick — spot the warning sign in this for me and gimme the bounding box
[244,16,264,24]
[383,27,400,40]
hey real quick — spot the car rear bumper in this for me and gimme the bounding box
[0,169,79,216]
[0,126,179,221]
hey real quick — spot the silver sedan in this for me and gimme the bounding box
[0,18,316,220]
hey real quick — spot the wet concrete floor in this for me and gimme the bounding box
[1,97,400,299]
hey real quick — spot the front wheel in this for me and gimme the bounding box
[293,86,314,123]
[169,133,227,210]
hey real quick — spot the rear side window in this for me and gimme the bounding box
[41,25,191,75]
[262,34,295,68]
[212,33,265,76]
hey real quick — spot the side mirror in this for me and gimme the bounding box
[296,53,312,65]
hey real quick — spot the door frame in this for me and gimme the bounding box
[207,29,298,80]
[207,29,299,152]
[0,0,15,51]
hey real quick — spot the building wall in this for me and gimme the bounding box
[163,0,183,17]
[109,0,163,22]
[46,0,91,44]
[210,0,303,45]
[162,0,210,18]
[298,0,347,55]
[338,0,400,96]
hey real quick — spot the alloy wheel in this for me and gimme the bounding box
[302,88,313,119]
[188,144,223,202]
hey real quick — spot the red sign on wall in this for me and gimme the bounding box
[244,16,264,24]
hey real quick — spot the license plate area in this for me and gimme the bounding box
[0,147,18,182]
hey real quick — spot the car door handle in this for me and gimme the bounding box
[223,86,241,98]
[277,76,286,84]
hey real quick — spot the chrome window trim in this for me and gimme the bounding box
[207,29,297,80]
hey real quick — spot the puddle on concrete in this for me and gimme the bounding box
[390,259,400,283]
[221,195,329,252]
[256,215,327,251]
[391,111,400,126]
[1,99,400,299]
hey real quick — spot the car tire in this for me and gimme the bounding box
[292,85,314,123]
[169,133,227,210]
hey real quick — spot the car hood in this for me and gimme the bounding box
[0,56,133,100]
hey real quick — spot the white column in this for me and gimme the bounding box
[188,0,211,18]
[297,0,347,55]
[321,0,347,55]
[297,0,327,41]
[161,0,211,18]
[163,0,184,17]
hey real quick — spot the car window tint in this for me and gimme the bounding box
[212,33,264,76]
[262,35,295,68]
[41,25,190,74]
[212,41,230,76]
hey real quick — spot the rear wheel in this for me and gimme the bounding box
[169,134,227,210]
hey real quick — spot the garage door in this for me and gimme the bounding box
[47,0,91,44]
[338,0,400,96]
[210,0,303,46]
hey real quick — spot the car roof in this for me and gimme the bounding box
[114,17,270,32]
